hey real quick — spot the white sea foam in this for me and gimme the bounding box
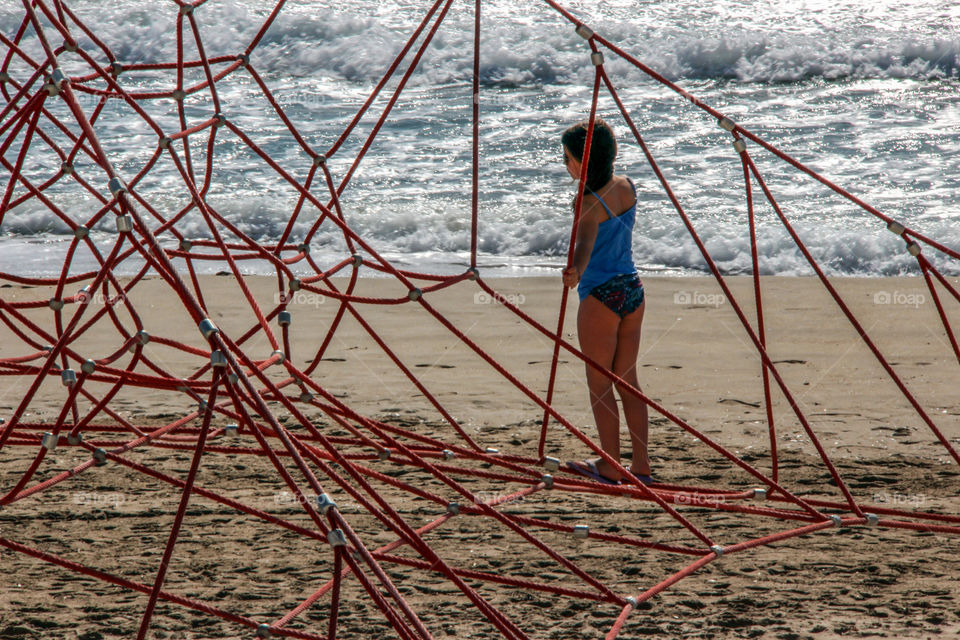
[1,0,958,276]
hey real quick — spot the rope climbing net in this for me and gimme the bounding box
[1,1,959,638]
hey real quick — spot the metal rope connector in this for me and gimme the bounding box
[61,369,77,386]
[733,139,747,154]
[829,514,843,527]
[116,215,133,233]
[61,162,74,176]
[74,225,88,239]
[277,311,292,326]
[886,220,905,235]
[752,488,767,500]
[288,278,301,292]
[573,524,589,539]
[718,116,736,132]
[543,456,560,472]
[41,432,58,451]
[198,318,218,339]
[237,53,250,67]
[467,267,479,281]
[172,88,186,102]
[408,288,422,301]
[110,61,123,77]
[352,253,363,267]
[906,241,921,257]
[316,493,337,516]
[67,432,83,446]
[442,449,455,461]
[865,513,879,526]
[710,544,724,557]
[93,448,108,466]
[210,350,227,368]
[48,298,64,311]
[313,154,326,167]
[575,24,594,40]
[446,502,460,516]
[591,51,604,66]
[108,177,126,197]
[541,474,554,489]
[159,136,172,149]
[179,4,194,16]
[81,359,96,375]
[271,349,285,364]
[256,623,272,639]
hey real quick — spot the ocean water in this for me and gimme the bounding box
[1,0,959,277]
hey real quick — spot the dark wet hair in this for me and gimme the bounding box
[562,117,617,194]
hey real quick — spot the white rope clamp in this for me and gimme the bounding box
[591,51,604,66]
[718,116,736,132]
[732,139,747,154]
[886,220,905,235]
[116,215,133,234]
[575,24,594,40]
[316,493,337,516]
[108,177,126,197]
[906,241,921,257]
[198,318,218,339]
[42,432,59,451]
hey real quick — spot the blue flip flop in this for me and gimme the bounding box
[566,459,621,485]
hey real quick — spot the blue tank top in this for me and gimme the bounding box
[577,178,638,301]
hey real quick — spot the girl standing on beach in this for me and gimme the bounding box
[560,118,653,485]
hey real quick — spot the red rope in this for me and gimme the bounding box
[1,2,957,639]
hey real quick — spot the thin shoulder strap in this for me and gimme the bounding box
[586,187,615,219]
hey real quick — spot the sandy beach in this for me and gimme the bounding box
[1,274,958,639]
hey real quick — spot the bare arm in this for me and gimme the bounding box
[562,196,602,288]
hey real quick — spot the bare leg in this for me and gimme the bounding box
[577,295,623,482]
[612,301,649,476]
